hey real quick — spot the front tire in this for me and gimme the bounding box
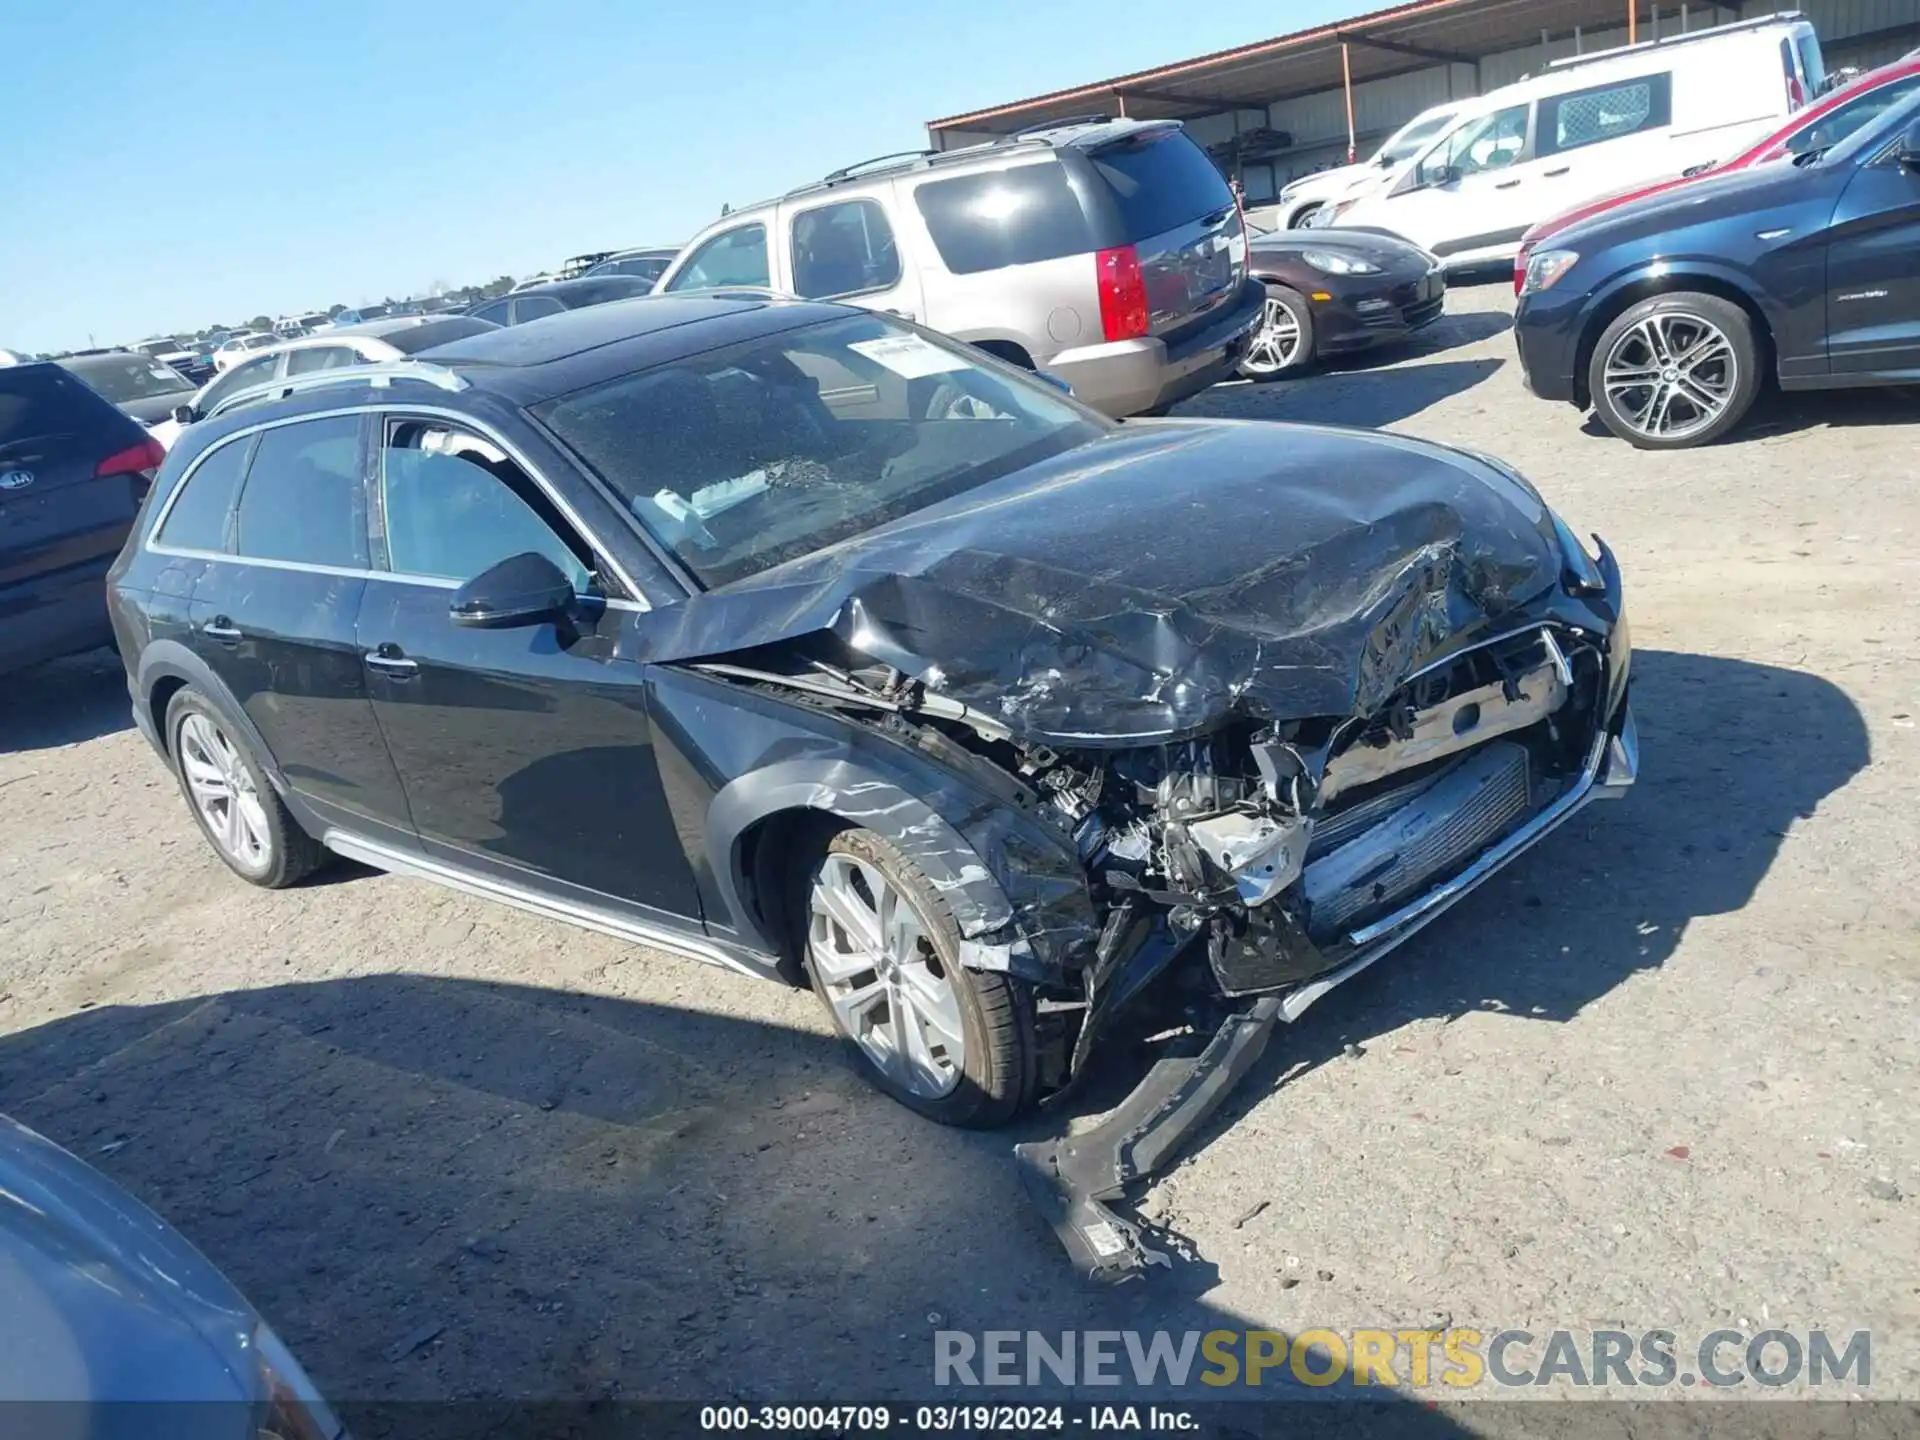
[1587,293,1759,450]
[1239,284,1316,380]
[800,828,1036,1128]
[166,689,325,888]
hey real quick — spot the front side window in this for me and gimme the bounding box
[233,415,368,568]
[1419,104,1530,184]
[790,199,901,299]
[156,436,252,552]
[1787,75,1920,154]
[535,312,1107,590]
[662,225,769,291]
[379,421,593,591]
[1539,74,1672,156]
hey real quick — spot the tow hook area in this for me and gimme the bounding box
[1012,994,1285,1284]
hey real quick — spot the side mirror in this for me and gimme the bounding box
[1437,164,1463,186]
[170,403,196,426]
[1900,120,1920,171]
[1033,370,1074,396]
[450,551,575,629]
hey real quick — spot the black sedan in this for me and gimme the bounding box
[465,274,655,327]
[58,349,199,428]
[108,296,1635,1283]
[1240,228,1446,377]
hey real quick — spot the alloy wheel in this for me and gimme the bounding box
[178,713,271,869]
[1601,312,1738,442]
[808,853,965,1098]
[1241,296,1304,375]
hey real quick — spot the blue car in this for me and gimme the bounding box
[0,1113,343,1438]
[1514,89,1920,449]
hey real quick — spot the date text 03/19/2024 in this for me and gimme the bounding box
[698,1405,1196,1431]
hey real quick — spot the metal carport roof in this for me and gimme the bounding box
[928,0,1726,135]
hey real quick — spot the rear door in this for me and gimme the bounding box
[1080,126,1247,337]
[169,412,411,839]
[0,364,151,606]
[782,192,925,322]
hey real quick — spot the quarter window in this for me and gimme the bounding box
[790,200,901,299]
[233,415,369,568]
[378,420,593,591]
[663,224,769,291]
[156,437,252,552]
[1539,74,1672,157]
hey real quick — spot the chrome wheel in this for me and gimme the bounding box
[178,713,271,870]
[1242,296,1304,375]
[1601,312,1738,442]
[808,852,965,1099]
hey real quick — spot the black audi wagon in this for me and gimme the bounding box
[108,294,1636,1280]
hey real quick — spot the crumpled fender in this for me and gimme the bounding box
[646,665,1099,982]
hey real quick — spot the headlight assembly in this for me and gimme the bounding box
[1300,248,1382,276]
[1522,248,1580,294]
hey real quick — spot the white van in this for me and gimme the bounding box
[1317,12,1824,268]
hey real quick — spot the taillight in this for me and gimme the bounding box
[97,437,167,480]
[1095,245,1149,342]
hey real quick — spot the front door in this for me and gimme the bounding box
[1823,138,1920,375]
[1390,102,1546,261]
[173,414,409,836]
[354,414,705,924]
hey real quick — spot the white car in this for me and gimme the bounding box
[1265,102,1464,229]
[210,332,281,372]
[1315,12,1823,268]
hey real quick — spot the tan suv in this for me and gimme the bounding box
[655,119,1262,416]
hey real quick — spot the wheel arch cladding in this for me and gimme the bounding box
[136,640,289,791]
[645,665,1098,984]
[1574,269,1774,408]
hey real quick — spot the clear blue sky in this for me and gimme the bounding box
[0,0,1357,352]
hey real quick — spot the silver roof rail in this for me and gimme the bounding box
[208,360,469,418]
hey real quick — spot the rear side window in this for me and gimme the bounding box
[0,366,119,445]
[156,437,252,552]
[512,295,565,323]
[790,199,901,298]
[913,163,1094,274]
[233,415,368,568]
[1086,130,1234,241]
[1540,73,1672,156]
[469,299,512,325]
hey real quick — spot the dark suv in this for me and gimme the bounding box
[2,362,165,675]
[109,295,1633,1281]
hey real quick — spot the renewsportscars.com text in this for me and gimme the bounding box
[934,1328,1871,1391]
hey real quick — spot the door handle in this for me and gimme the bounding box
[364,644,418,678]
[202,617,242,643]
[1543,166,1571,177]
[1494,178,1523,189]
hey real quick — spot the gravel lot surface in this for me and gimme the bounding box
[3,281,1916,1423]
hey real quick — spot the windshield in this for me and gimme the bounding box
[536,313,1109,589]
[66,354,194,401]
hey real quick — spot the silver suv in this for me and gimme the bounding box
[655,119,1263,416]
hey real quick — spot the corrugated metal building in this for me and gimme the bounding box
[928,0,1920,205]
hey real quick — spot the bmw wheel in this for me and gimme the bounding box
[1239,285,1316,380]
[802,828,1036,1128]
[166,689,326,888]
[1588,293,1760,450]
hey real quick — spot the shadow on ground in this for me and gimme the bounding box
[0,652,1861,1425]
[1,648,130,755]
[1579,383,1920,446]
[1180,358,1503,429]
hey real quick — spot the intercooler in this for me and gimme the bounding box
[1300,741,1533,940]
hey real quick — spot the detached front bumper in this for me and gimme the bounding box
[1020,691,1638,1284]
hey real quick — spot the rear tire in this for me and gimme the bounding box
[166,689,326,888]
[799,828,1036,1128]
[1587,292,1760,450]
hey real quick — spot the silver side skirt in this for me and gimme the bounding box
[320,829,768,980]
[1277,706,1639,1025]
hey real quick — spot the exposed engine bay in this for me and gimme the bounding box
[693,614,1637,1281]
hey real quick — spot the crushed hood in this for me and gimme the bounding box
[632,420,1563,745]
